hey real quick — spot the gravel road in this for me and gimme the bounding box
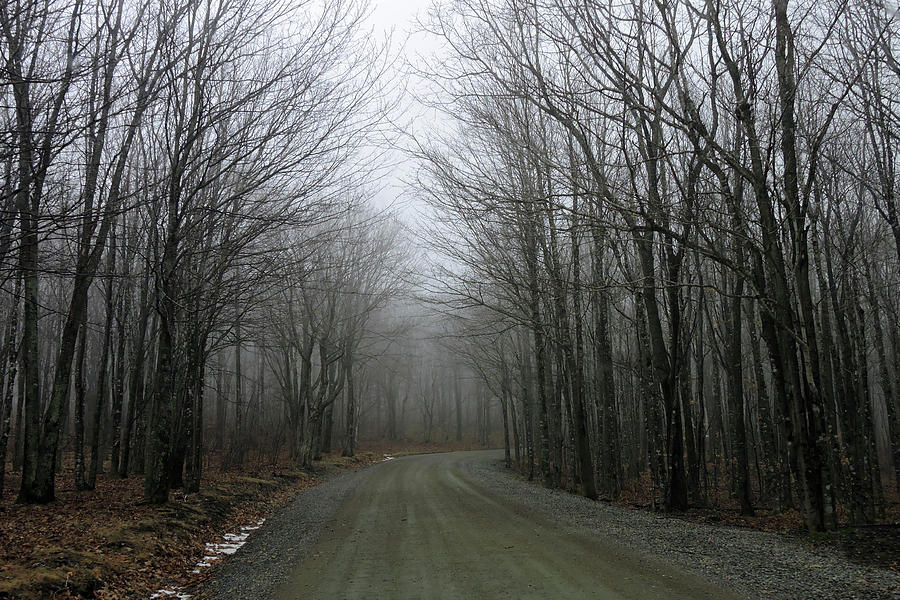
[196,466,378,599]
[199,450,900,600]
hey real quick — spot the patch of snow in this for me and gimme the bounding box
[241,518,265,532]
[151,518,267,599]
[382,454,394,461]
[150,590,191,600]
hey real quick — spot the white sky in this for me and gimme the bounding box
[363,0,444,225]
[367,0,432,37]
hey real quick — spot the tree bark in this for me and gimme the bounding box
[88,237,118,489]
[73,324,89,491]
[726,272,753,515]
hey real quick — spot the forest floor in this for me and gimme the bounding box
[0,450,388,599]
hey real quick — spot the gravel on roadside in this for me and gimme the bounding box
[194,466,375,600]
[197,450,900,600]
[456,453,900,600]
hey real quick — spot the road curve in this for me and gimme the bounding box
[274,451,742,600]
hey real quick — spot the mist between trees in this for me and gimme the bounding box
[410,0,900,533]
[0,0,442,507]
[0,0,511,515]
[3,0,900,538]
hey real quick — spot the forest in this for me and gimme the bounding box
[414,0,900,534]
[0,0,504,522]
[2,0,900,591]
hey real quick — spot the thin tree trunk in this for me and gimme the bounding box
[89,238,117,489]
[726,272,753,515]
[110,223,131,476]
[233,315,244,467]
[15,140,42,505]
[185,359,204,494]
[593,262,621,498]
[342,346,357,457]
[747,300,780,510]
[455,374,462,442]
[73,324,89,491]
[121,264,151,477]
[0,282,21,499]
[865,262,900,491]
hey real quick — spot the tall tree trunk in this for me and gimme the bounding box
[865,263,900,491]
[89,239,118,489]
[321,401,334,454]
[524,207,551,487]
[215,364,225,454]
[13,369,24,474]
[520,347,536,481]
[232,315,244,467]
[110,227,131,476]
[455,374,462,442]
[634,231,686,511]
[563,200,597,499]
[121,264,151,477]
[592,245,621,498]
[500,370,512,468]
[726,272,753,515]
[144,204,179,503]
[509,383,522,467]
[747,300,780,510]
[73,324,89,491]
[14,124,42,505]
[773,0,828,531]
[0,282,20,499]
[342,346,357,457]
[695,306,709,502]
[185,359,204,494]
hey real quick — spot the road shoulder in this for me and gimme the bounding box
[457,452,900,600]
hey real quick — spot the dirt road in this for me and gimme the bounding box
[273,451,741,600]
